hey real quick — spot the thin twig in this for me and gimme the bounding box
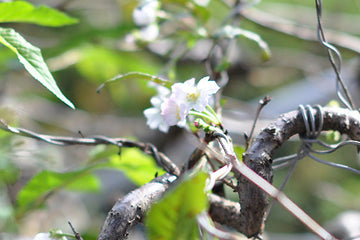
[68,221,83,240]
[242,8,360,54]
[0,119,181,177]
[246,96,271,149]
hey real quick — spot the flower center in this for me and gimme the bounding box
[186,88,200,102]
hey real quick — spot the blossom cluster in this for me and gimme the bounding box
[131,0,160,42]
[144,77,220,132]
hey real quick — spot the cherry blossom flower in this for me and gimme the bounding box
[160,98,187,127]
[131,0,160,42]
[193,0,211,7]
[33,232,68,240]
[132,0,159,26]
[137,24,159,42]
[33,233,51,240]
[171,76,220,112]
[143,85,171,132]
[144,76,220,132]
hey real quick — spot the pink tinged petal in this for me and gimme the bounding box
[171,82,187,101]
[161,98,188,126]
[176,103,188,127]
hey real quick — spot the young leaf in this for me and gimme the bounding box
[0,28,75,109]
[97,72,172,93]
[0,1,78,27]
[233,144,245,161]
[215,25,271,61]
[16,169,100,217]
[107,148,165,186]
[146,172,208,240]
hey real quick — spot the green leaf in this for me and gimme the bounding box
[97,72,172,93]
[0,28,75,109]
[107,148,165,186]
[326,130,341,143]
[16,169,100,217]
[191,4,211,23]
[233,144,245,161]
[0,1,78,27]
[215,60,232,72]
[215,25,271,61]
[146,171,208,240]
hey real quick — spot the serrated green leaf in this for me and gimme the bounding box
[107,148,165,186]
[0,28,75,109]
[16,169,100,217]
[215,25,271,61]
[0,1,78,27]
[146,172,208,240]
[97,72,172,93]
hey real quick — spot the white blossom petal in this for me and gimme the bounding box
[198,76,220,94]
[194,0,211,7]
[144,107,170,132]
[138,24,159,42]
[169,76,219,112]
[133,0,159,26]
[143,84,171,132]
[161,98,187,127]
[33,233,51,240]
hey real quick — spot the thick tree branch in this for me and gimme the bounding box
[98,173,177,240]
[98,173,245,240]
[237,106,360,237]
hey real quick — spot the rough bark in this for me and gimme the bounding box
[237,107,360,237]
[97,173,176,240]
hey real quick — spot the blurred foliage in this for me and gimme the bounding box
[0,1,77,26]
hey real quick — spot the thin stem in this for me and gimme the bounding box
[0,119,181,177]
[247,96,271,149]
[205,105,222,125]
[189,110,220,125]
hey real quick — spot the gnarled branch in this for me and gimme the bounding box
[237,106,360,237]
[98,173,177,240]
